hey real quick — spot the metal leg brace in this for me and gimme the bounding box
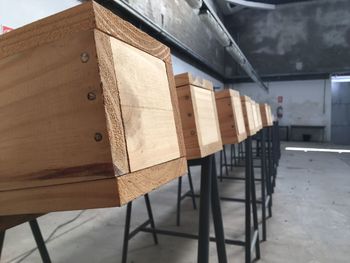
[0,219,51,263]
[122,155,228,263]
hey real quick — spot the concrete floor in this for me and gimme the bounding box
[2,142,350,263]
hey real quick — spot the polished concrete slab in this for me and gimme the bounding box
[2,142,350,263]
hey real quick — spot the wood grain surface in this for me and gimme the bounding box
[241,96,256,136]
[175,73,222,159]
[117,157,187,205]
[175,72,213,90]
[110,37,180,172]
[0,30,115,192]
[191,86,221,148]
[176,86,201,159]
[0,1,187,215]
[215,89,247,145]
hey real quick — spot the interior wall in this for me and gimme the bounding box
[225,0,350,77]
[232,79,332,141]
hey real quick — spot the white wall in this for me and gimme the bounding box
[0,0,80,29]
[233,79,332,141]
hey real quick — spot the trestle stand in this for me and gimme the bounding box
[176,167,197,226]
[0,219,51,263]
[174,139,261,262]
[121,155,228,263]
[121,195,158,263]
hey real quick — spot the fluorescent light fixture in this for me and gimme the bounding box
[331,76,350,83]
[285,147,350,154]
[185,0,203,9]
[226,0,276,10]
[226,44,246,65]
[199,10,231,47]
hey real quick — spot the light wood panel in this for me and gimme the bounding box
[176,86,201,158]
[253,101,263,131]
[191,86,220,146]
[175,74,222,159]
[0,178,120,216]
[267,105,274,125]
[260,103,273,127]
[110,37,180,172]
[0,30,115,192]
[175,72,213,90]
[117,157,187,205]
[0,158,187,215]
[215,89,247,145]
[94,30,129,175]
[251,101,260,133]
[241,96,256,136]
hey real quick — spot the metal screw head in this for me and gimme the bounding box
[94,133,103,142]
[80,52,89,63]
[87,92,96,100]
[187,113,192,117]
[190,130,196,136]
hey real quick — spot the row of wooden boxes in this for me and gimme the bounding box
[0,1,273,217]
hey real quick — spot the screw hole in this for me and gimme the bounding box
[81,52,89,63]
[87,92,96,100]
[94,133,103,142]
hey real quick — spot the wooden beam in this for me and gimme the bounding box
[0,1,186,215]
[241,96,256,136]
[215,89,247,145]
[175,73,222,159]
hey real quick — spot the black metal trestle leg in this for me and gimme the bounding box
[177,176,182,226]
[0,231,5,260]
[245,137,260,262]
[198,154,227,263]
[197,155,212,263]
[250,147,261,260]
[187,168,197,210]
[0,220,51,263]
[29,219,51,263]
[122,202,132,263]
[210,156,228,263]
[145,195,158,245]
[220,150,223,181]
[260,129,271,241]
[268,127,274,195]
[176,167,197,226]
[245,138,251,263]
[122,155,228,263]
[230,144,233,171]
[263,128,273,218]
[121,194,158,263]
[223,145,229,177]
